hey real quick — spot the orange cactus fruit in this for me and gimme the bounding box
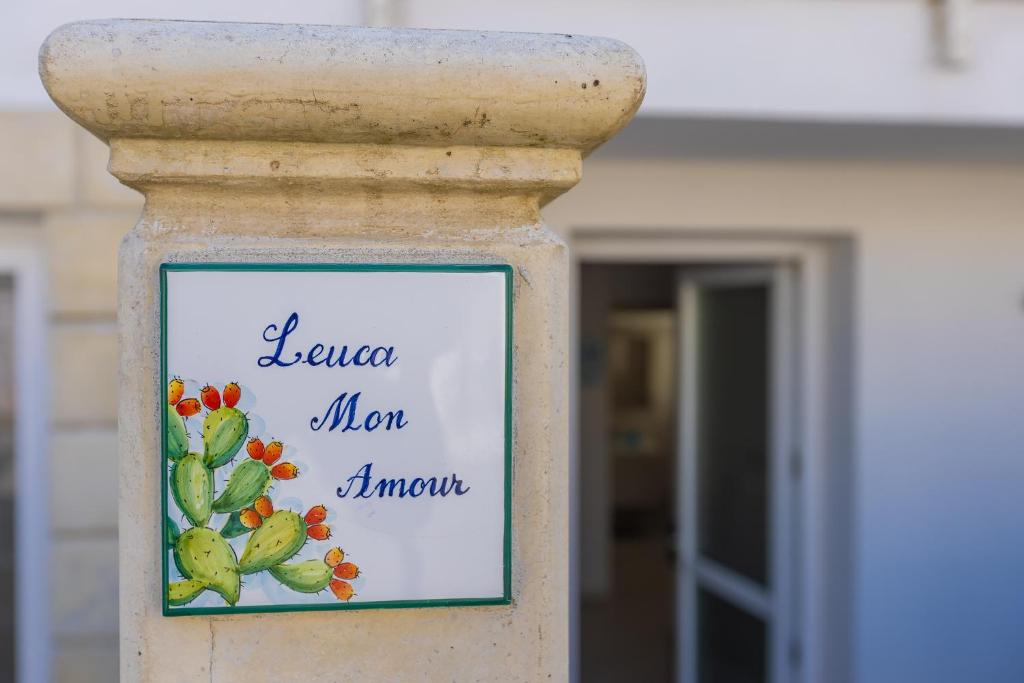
[168,377,185,406]
[306,523,331,540]
[270,462,298,480]
[324,547,345,568]
[263,441,284,466]
[329,579,354,602]
[200,385,221,411]
[304,505,328,525]
[222,382,241,408]
[333,562,360,580]
[253,495,274,518]
[239,508,263,530]
[246,437,265,461]
[175,398,201,417]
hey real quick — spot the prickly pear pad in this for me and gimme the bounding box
[203,407,248,468]
[167,578,207,606]
[218,510,251,539]
[269,559,334,593]
[212,459,271,514]
[166,404,189,461]
[175,527,240,605]
[169,453,212,528]
[239,510,307,575]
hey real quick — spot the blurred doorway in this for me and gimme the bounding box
[577,261,800,683]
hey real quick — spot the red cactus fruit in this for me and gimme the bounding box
[175,398,201,417]
[304,505,327,525]
[333,562,360,580]
[263,441,284,466]
[270,462,298,480]
[306,524,331,540]
[246,437,265,461]
[324,547,344,568]
[168,377,185,406]
[200,385,221,411]
[222,382,241,408]
[239,508,263,530]
[253,495,273,518]
[329,579,354,602]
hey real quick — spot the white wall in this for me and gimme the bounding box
[406,0,1024,126]
[545,155,1024,683]
[8,1,1024,126]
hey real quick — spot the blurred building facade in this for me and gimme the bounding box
[2,1,1023,682]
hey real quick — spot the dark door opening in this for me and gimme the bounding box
[578,262,790,683]
[579,264,678,682]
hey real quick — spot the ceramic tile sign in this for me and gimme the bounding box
[160,264,512,615]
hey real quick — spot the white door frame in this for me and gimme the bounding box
[676,265,797,683]
[0,245,51,683]
[569,229,846,683]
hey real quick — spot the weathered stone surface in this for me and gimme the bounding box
[40,20,645,154]
[76,128,144,209]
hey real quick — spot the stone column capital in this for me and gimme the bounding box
[40,20,645,204]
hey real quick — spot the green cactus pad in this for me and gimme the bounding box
[166,405,189,461]
[175,527,240,605]
[170,453,212,528]
[203,407,249,468]
[219,510,252,539]
[212,459,271,514]
[167,578,207,606]
[166,516,181,546]
[239,510,307,575]
[269,559,333,593]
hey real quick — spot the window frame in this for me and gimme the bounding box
[0,243,50,683]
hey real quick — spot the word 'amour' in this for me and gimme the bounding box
[338,463,470,499]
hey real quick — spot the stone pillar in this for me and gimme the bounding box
[40,19,643,682]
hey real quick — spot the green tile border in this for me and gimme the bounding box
[160,263,513,616]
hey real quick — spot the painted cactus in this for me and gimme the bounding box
[174,527,240,605]
[165,379,362,607]
[211,458,271,514]
[238,510,308,574]
[170,452,212,528]
[202,406,249,468]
